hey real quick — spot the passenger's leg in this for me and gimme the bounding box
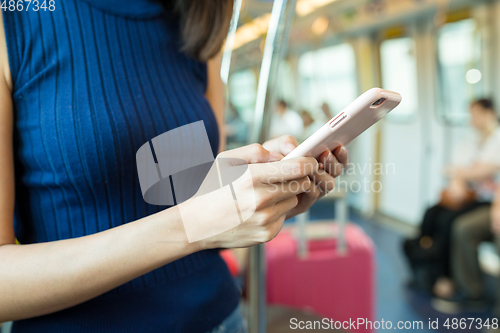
[451,206,492,299]
[441,201,489,277]
[495,237,500,319]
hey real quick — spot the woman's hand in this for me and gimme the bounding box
[181,143,319,249]
[263,135,348,219]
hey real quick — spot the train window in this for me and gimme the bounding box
[277,61,296,106]
[228,69,257,118]
[437,19,482,124]
[227,69,257,146]
[298,43,357,120]
[380,37,418,121]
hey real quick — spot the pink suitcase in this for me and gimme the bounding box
[265,222,376,333]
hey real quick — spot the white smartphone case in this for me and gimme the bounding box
[284,88,402,160]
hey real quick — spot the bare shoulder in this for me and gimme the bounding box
[0,11,15,246]
[0,12,12,90]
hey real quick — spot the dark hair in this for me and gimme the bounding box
[472,98,496,113]
[300,110,314,122]
[278,100,288,108]
[171,0,234,62]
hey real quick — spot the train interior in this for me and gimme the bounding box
[222,0,500,332]
[1,0,500,332]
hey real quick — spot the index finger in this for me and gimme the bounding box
[333,146,349,166]
[252,157,319,183]
[263,135,298,156]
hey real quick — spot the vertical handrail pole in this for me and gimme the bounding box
[296,211,309,259]
[221,0,244,84]
[335,197,348,255]
[248,0,297,332]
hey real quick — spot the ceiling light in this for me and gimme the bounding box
[232,14,271,50]
[311,16,329,35]
[296,0,338,17]
[466,69,482,84]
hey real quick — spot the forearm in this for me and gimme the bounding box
[453,163,499,182]
[0,206,199,322]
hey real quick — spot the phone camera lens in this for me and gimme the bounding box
[371,98,386,107]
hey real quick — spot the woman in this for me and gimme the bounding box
[0,0,348,332]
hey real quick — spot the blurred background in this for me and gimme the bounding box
[221,0,500,332]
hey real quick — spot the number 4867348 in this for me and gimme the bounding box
[1,0,56,11]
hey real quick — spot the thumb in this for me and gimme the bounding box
[219,143,283,166]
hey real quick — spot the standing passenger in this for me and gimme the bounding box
[0,1,348,332]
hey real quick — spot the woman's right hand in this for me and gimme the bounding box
[179,144,318,249]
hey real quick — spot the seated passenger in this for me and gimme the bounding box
[299,109,322,141]
[269,100,304,139]
[447,184,500,311]
[404,99,500,295]
[320,102,334,122]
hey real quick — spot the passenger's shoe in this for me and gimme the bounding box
[431,290,487,314]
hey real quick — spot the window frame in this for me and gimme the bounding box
[378,33,420,124]
[435,17,483,127]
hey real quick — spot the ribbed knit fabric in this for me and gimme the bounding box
[3,0,240,331]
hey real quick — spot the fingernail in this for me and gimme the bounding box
[339,146,347,158]
[284,143,296,154]
[326,151,334,163]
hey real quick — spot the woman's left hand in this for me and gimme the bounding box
[263,135,349,219]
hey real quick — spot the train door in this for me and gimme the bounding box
[377,9,487,226]
[377,28,423,225]
[435,15,484,169]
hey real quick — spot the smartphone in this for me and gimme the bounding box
[283,88,402,160]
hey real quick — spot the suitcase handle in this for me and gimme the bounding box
[296,196,348,258]
[297,211,308,259]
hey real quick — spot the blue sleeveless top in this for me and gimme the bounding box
[3,0,240,332]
